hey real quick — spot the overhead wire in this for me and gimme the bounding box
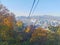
[28,0,36,17]
[33,0,39,25]
[33,0,39,26]
[31,0,39,15]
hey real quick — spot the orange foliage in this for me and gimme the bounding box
[16,21,23,27]
[30,27,48,42]
[25,26,31,33]
[33,27,47,36]
[3,16,14,29]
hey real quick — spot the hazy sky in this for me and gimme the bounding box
[1,0,60,17]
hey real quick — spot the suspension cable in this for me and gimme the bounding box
[28,0,36,17]
[32,0,39,15]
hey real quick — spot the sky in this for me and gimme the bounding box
[1,0,60,17]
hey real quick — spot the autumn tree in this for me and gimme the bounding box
[56,26,60,45]
[30,27,48,45]
[16,20,24,32]
[0,4,18,45]
[48,25,59,32]
[0,4,16,30]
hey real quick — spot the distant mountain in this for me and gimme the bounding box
[16,15,60,21]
